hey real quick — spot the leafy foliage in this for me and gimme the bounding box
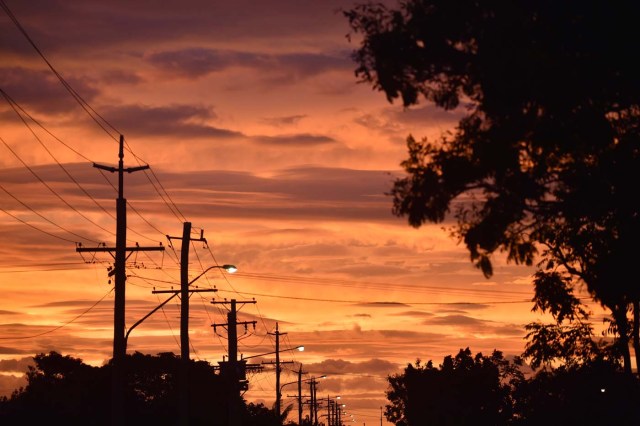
[386,348,523,426]
[385,348,640,425]
[514,361,640,425]
[0,351,275,425]
[346,0,640,373]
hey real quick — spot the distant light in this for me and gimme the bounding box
[222,264,238,273]
[297,346,305,352]
[601,388,606,393]
[320,375,327,379]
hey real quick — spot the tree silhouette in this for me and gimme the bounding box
[345,0,640,373]
[386,348,523,426]
[0,351,108,424]
[0,351,278,425]
[385,348,640,425]
[514,360,640,425]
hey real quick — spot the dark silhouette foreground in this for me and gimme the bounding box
[386,348,640,426]
[0,351,282,425]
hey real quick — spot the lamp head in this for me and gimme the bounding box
[222,264,238,273]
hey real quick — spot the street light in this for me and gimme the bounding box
[188,263,237,284]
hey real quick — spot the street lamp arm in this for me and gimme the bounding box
[125,292,179,344]
[241,345,304,360]
[189,264,237,285]
[279,379,298,393]
[124,264,235,346]
[280,374,327,393]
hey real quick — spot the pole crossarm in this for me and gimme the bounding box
[93,163,150,174]
[153,289,217,294]
[77,246,164,252]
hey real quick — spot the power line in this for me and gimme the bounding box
[0,135,116,237]
[0,6,182,244]
[216,289,532,306]
[0,0,120,140]
[0,205,80,244]
[0,183,100,243]
[234,271,533,299]
[0,287,114,340]
[1,91,170,245]
[205,244,272,337]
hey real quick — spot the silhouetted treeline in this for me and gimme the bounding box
[386,348,640,426]
[0,351,282,426]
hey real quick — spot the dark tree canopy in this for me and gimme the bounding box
[385,348,640,426]
[386,348,523,426]
[346,0,640,274]
[0,351,278,426]
[346,0,640,372]
[514,360,640,425]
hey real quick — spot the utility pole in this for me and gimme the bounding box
[77,134,164,426]
[310,379,318,426]
[165,222,204,425]
[156,222,215,425]
[297,364,306,426]
[212,298,257,426]
[263,322,293,419]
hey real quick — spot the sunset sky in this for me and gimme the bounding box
[0,1,610,423]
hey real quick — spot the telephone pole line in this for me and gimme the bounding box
[76,134,164,426]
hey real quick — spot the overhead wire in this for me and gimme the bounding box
[0,5,185,246]
[233,271,533,299]
[0,0,120,140]
[0,183,99,243]
[1,135,116,237]
[2,90,168,244]
[0,287,114,340]
[216,289,534,306]
[205,244,272,337]
[119,137,186,224]
[0,0,225,359]
[0,205,81,244]
[1,88,118,221]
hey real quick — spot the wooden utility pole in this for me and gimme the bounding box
[179,222,193,426]
[262,323,296,420]
[266,322,287,418]
[309,379,318,426]
[297,364,305,426]
[166,222,206,425]
[77,135,164,426]
[158,222,215,425]
[212,298,258,426]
